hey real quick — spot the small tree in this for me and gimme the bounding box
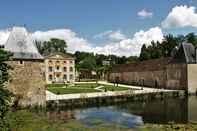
[0,49,13,130]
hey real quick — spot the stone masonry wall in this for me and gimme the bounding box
[166,64,187,90]
[109,63,187,90]
[6,60,46,107]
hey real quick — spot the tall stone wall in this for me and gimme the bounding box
[109,71,166,88]
[109,63,187,90]
[166,64,187,90]
[6,60,46,107]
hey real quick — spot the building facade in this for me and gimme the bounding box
[45,53,75,84]
[4,27,46,106]
[109,43,197,94]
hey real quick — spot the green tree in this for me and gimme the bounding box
[160,34,179,57]
[78,56,96,71]
[36,38,67,55]
[139,44,150,60]
[185,33,197,47]
[0,49,13,130]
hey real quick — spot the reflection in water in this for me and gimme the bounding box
[74,107,143,128]
[115,98,188,124]
[46,96,197,128]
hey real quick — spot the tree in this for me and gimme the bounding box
[139,44,150,60]
[78,56,96,71]
[36,38,67,55]
[161,34,179,57]
[185,33,197,47]
[0,49,13,130]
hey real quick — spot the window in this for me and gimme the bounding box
[69,67,73,72]
[70,74,73,80]
[56,74,60,78]
[56,66,60,70]
[70,60,73,64]
[63,67,67,72]
[49,67,53,72]
[56,60,60,63]
[49,75,53,81]
[19,60,24,65]
[64,61,67,64]
[49,60,52,63]
[63,74,67,80]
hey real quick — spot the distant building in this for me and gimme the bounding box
[44,52,75,84]
[4,27,46,106]
[109,43,197,94]
[77,69,97,81]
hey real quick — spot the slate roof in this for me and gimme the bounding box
[182,43,196,63]
[4,27,43,60]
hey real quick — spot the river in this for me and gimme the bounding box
[44,96,197,129]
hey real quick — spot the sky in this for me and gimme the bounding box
[1,0,197,56]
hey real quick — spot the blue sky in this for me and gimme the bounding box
[0,0,197,56]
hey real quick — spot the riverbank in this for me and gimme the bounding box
[5,109,133,131]
[142,123,197,131]
[5,109,197,131]
[6,96,197,131]
[47,90,185,108]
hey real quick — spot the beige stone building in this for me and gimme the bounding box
[44,53,75,84]
[4,27,46,106]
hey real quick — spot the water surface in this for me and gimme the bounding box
[46,96,197,128]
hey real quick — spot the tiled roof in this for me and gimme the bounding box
[182,43,196,63]
[4,27,43,60]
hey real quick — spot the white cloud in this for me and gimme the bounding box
[137,9,153,19]
[94,30,126,41]
[32,29,92,53]
[162,5,197,28]
[0,26,163,57]
[108,31,126,41]
[94,27,163,56]
[0,30,10,45]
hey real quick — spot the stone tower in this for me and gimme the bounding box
[4,27,46,107]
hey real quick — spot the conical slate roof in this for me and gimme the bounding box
[4,27,43,60]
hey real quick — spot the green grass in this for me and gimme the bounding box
[6,110,197,131]
[47,83,132,95]
[47,87,100,94]
[100,85,131,91]
[5,110,131,131]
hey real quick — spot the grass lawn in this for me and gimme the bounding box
[100,84,131,91]
[47,87,100,94]
[47,83,132,95]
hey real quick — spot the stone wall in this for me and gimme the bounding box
[166,64,187,90]
[109,59,188,90]
[6,60,46,107]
